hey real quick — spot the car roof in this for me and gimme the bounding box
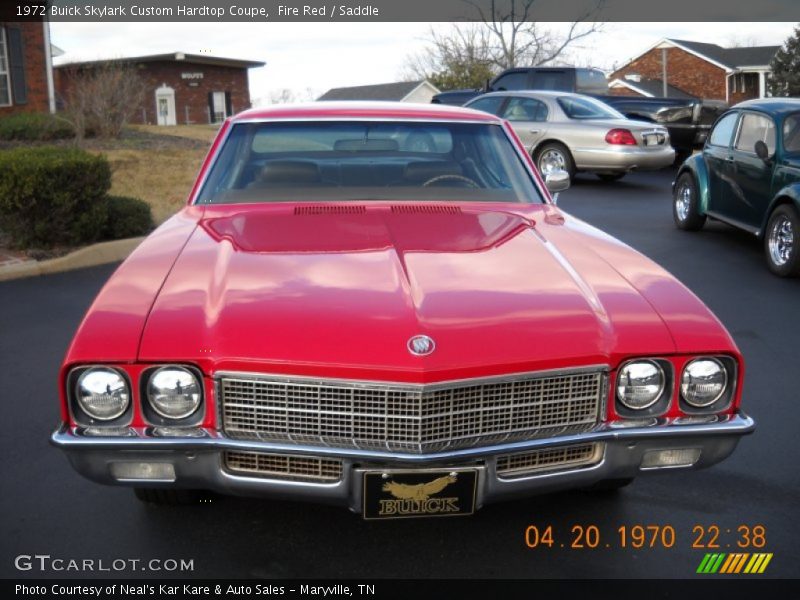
[232,101,502,123]
[731,97,800,117]
[467,90,595,101]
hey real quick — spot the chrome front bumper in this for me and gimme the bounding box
[51,414,754,513]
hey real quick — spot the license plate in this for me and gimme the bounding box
[362,468,477,520]
[644,133,665,146]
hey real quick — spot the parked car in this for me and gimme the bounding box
[673,98,800,277]
[52,102,753,519]
[465,91,674,182]
[432,67,727,162]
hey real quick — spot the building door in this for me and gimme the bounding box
[155,85,176,126]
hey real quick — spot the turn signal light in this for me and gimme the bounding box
[605,129,638,145]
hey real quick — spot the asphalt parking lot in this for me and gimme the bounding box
[1,168,798,580]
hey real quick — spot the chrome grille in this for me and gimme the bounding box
[496,443,604,479]
[224,451,343,482]
[219,369,605,454]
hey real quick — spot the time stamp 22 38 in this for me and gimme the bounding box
[523,524,767,550]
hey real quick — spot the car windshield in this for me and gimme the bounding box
[784,112,800,154]
[557,96,624,120]
[196,120,544,204]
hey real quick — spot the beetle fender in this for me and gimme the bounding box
[675,153,711,215]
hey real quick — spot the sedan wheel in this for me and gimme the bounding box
[535,142,575,181]
[672,172,706,231]
[765,205,800,277]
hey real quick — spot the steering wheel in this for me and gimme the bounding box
[422,174,480,188]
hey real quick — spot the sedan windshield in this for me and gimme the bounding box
[558,96,624,120]
[196,121,544,204]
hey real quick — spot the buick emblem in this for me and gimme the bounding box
[408,335,435,356]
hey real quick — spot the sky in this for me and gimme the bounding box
[49,22,796,105]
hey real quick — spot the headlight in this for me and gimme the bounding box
[681,358,727,407]
[617,360,665,410]
[76,368,130,421]
[147,367,202,419]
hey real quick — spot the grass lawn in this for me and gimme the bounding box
[90,125,221,224]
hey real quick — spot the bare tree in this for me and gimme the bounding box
[268,88,298,104]
[404,1,604,90]
[726,35,760,48]
[466,0,605,69]
[61,61,145,140]
[403,24,496,91]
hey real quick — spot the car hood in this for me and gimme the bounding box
[132,203,733,382]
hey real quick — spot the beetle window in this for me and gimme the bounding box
[708,112,739,147]
[784,113,800,154]
[196,120,544,205]
[735,113,776,155]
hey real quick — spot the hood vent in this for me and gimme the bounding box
[294,205,366,215]
[391,204,462,215]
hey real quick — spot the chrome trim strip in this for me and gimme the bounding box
[212,364,609,390]
[190,118,234,205]
[51,413,755,464]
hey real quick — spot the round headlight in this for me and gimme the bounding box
[681,358,727,407]
[76,367,130,421]
[147,367,201,419]
[617,360,665,410]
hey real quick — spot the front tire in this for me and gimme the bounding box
[535,142,575,181]
[764,205,800,277]
[673,172,706,231]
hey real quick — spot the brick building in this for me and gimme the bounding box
[0,20,56,115]
[55,52,265,126]
[609,38,780,103]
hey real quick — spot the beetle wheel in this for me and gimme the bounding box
[765,204,800,277]
[673,172,706,231]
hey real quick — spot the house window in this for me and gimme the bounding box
[0,27,11,106]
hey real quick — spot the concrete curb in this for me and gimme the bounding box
[0,236,145,282]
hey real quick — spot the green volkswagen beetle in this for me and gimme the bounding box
[673,98,800,277]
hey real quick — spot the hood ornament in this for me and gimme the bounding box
[407,335,435,356]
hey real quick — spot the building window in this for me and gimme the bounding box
[208,91,232,123]
[0,27,11,106]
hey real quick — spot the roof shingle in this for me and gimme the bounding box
[317,81,429,101]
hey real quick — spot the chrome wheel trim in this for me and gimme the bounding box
[675,181,691,222]
[539,149,566,176]
[768,214,794,267]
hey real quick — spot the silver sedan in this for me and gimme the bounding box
[466,91,675,182]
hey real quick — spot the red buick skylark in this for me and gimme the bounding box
[52,102,754,519]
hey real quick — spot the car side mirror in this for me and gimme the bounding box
[754,140,772,164]
[545,170,571,203]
